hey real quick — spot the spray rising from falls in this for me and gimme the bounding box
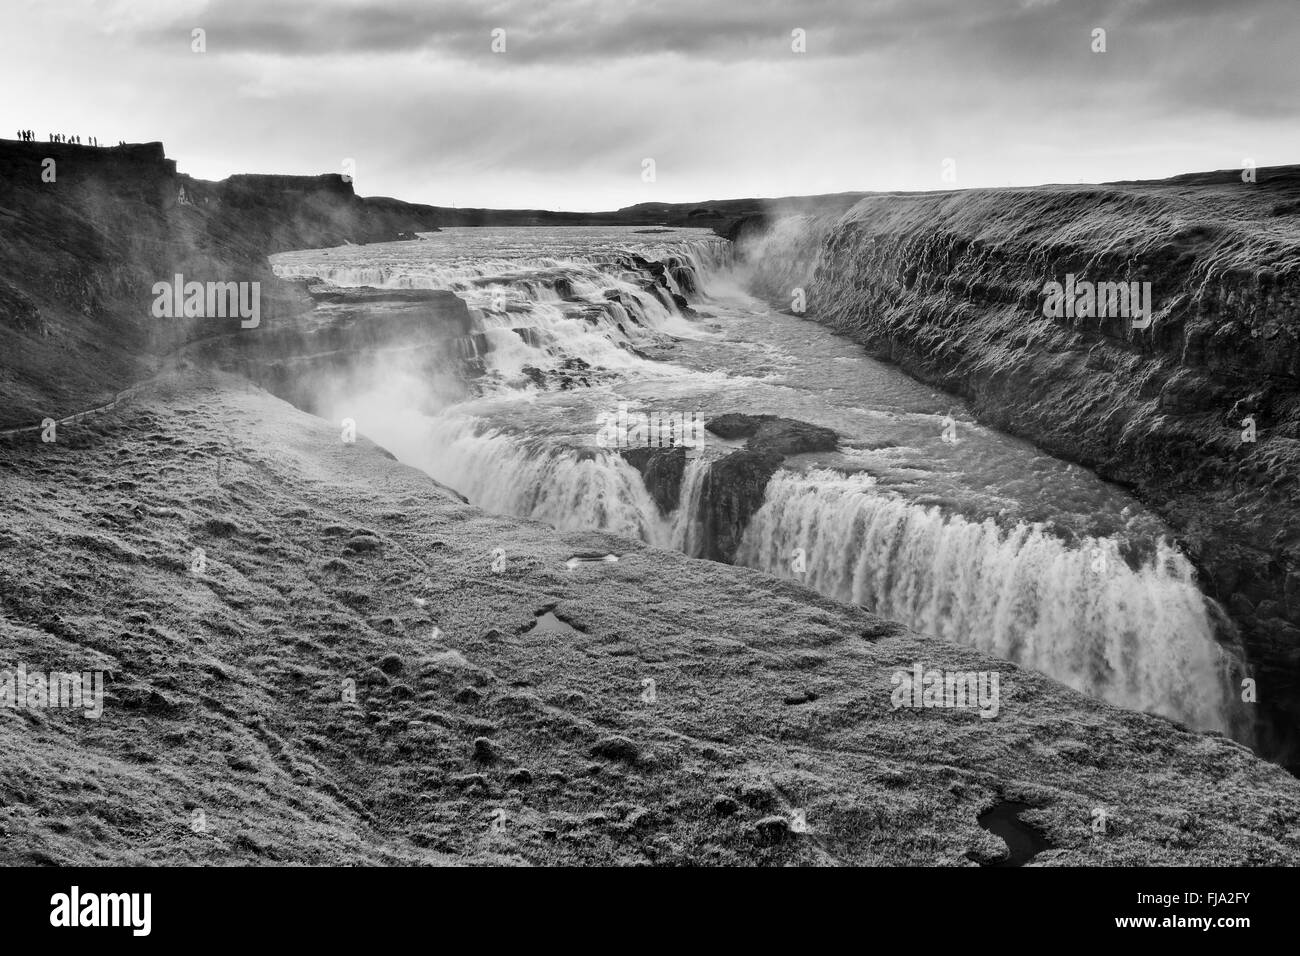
[736,469,1234,732]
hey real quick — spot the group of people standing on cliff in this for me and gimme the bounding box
[14,130,124,146]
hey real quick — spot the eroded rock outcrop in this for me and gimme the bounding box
[621,414,838,562]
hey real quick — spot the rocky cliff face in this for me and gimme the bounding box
[735,167,1300,770]
[0,140,450,429]
[192,283,476,418]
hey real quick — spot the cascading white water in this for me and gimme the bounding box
[272,237,731,383]
[405,412,707,550]
[672,455,713,556]
[735,469,1233,732]
[271,226,1239,737]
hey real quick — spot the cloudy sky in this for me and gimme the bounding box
[4,0,1298,210]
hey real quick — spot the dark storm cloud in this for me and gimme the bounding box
[123,0,1075,61]
[132,0,1287,64]
[118,0,1300,126]
[133,0,875,60]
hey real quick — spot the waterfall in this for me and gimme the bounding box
[272,227,1241,740]
[735,468,1235,732]
[405,414,673,546]
[382,409,724,557]
[672,456,713,556]
[272,235,732,383]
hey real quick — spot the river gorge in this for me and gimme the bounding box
[267,222,1255,748]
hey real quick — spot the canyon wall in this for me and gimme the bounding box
[735,167,1300,768]
[0,141,451,428]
